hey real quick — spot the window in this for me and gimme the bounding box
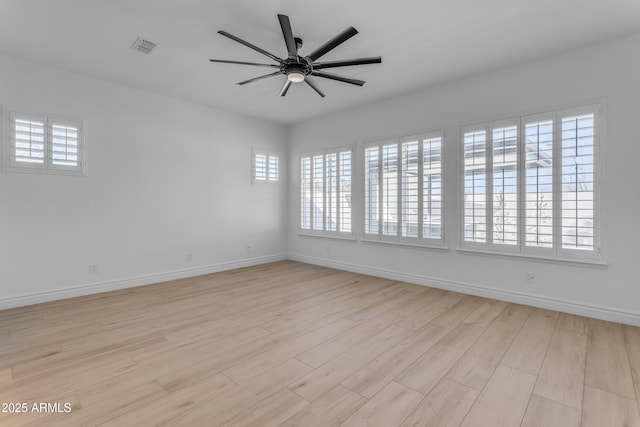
[462,105,600,259]
[2,108,86,175]
[300,148,352,235]
[364,132,443,246]
[253,150,279,183]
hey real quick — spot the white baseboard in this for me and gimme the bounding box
[0,254,288,311]
[288,254,640,327]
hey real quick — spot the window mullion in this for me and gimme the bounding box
[309,158,314,231]
[322,155,327,231]
[46,117,52,169]
[486,126,494,248]
[517,117,525,252]
[336,152,341,233]
[552,111,561,256]
[417,141,424,241]
[396,141,402,239]
[378,146,383,236]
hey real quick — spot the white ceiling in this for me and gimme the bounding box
[1,0,640,125]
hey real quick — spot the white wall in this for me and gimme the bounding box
[3,33,639,325]
[0,53,288,308]
[287,33,640,325]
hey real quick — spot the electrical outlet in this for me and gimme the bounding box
[246,245,251,253]
[525,273,535,283]
[186,253,192,262]
[89,264,98,275]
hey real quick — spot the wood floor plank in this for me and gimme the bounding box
[582,386,640,427]
[0,344,63,370]
[0,367,12,384]
[396,291,462,330]
[555,312,588,334]
[345,286,425,323]
[462,299,508,327]
[100,373,236,426]
[623,325,640,411]
[501,308,558,375]
[50,378,167,426]
[159,359,312,427]
[494,303,532,327]
[585,318,636,399]
[386,288,444,320]
[400,378,479,427]
[152,323,315,394]
[289,325,412,402]
[296,311,399,368]
[0,350,139,404]
[11,335,167,380]
[461,364,536,427]
[520,395,581,427]
[342,323,448,398]
[534,315,587,410]
[279,385,366,427]
[224,318,356,383]
[446,320,519,390]
[340,381,424,427]
[395,323,484,394]
[430,295,483,329]
[220,388,309,427]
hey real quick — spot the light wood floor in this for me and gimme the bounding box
[1,261,639,426]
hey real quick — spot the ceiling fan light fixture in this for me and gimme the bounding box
[287,68,305,83]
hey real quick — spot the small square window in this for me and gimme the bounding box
[252,150,279,183]
[2,107,86,176]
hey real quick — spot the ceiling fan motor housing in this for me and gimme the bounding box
[281,57,312,78]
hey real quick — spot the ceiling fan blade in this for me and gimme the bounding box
[279,79,292,97]
[305,77,326,97]
[210,59,280,68]
[237,71,282,85]
[311,71,365,86]
[307,26,358,61]
[313,56,381,70]
[277,14,298,58]
[218,30,283,63]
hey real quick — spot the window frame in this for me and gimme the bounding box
[2,106,87,176]
[460,104,601,260]
[362,130,445,248]
[299,146,354,238]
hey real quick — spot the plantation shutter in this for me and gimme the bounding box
[254,153,267,181]
[463,128,487,243]
[10,112,46,168]
[524,114,554,251]
[300,157,311,229]
[423,136,443,239]
[268,155,279,181]
[560,111,596,252]
[364,133,444,245]
[50,120,81,171]
[491,124,518,247]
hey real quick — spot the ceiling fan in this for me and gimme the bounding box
[209,14,382,97]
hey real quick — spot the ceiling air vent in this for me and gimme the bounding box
[130,37,157,55]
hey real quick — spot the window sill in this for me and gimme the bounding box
[298,232,357,242]
[2,165,86,177]
[361,238,449,252]
[456,247,608,268]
